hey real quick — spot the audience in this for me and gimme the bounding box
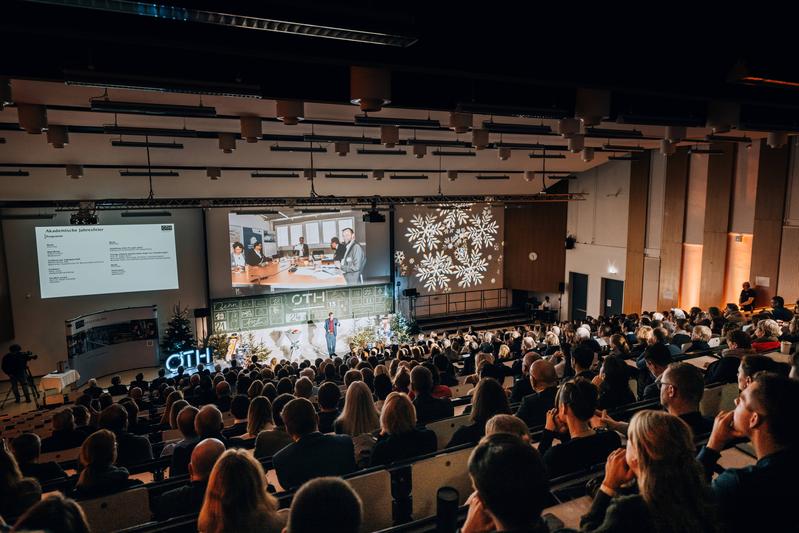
[74,429,142,498]
[334,381,380,466]
[229,396,273,446]
[0,439,41,521]
[509,351,539,403]
[254,393,294,459]
[705,329,753,384]
[221,394,249,439]
[410,365,454,425]
[515,359,558,428]
[371,392,437,466]
[272,398,357,490]
[11,493,90,533]
[40,409,85,453]
[197,449,284,533]
[285,477,362,533]
[751,319,782,352]
[97,403,153,468]
[698,372,799,533]
[581,410,716,532]
[641,343,672,400]
[448,378,511,447]
[169,405,200,475]
[593,355,635,410]
[155,438,225,521]
[484,414,531,443]
[316,381,341,433]
[10,433,66,484]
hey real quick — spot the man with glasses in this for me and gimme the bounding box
[698,372,799,533]
[658,362,712,438]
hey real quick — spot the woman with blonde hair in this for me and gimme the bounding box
[370,392,436,466]
[230,396,274,445]
[581,410,716,533]
[198,449,284,533]
[392,366,411,394]
[160,399,190,457]
[335,381,380,466]
[247,379,264,399]
[159,389,183,427]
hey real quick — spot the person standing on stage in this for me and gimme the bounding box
[739,281,756,312]
[324,313,339,356]
[339,228,366,285]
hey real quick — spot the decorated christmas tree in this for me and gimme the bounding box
[160,303,196,355]
[390,312,416,344]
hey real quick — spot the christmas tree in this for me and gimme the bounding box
[160,303,196,356]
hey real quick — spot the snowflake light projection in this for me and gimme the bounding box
[394,250,405,265]
[405,214,443,253]
[417,251,454,291]
[437,204,471,229]
[453,249,489,287]
[467,207,499,249]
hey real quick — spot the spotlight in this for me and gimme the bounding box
[240,116,262,143]
[447,170,458,181]
[303,169,316,179]
[449,112,473,134]
[497,147,511,161]
[275,100,305,125]
[472,128,489,150]
[767,131,788,149]
[335,141,350,156]
[524,171,535,182]
[380,125,399,147]
[567,134,584,153]
[373,170,385,180]
[412,144,427,158]
[17,103,48,134]
[665,125,686,143]
[581,147,594,162]
[706,101,739,133]
[219,133,237,153]
[575,88,610,126]
[65,164,83,179]
[47,125,69,148]
[350,66,391,112]
[207,167,222,180]
[557,118,581,138]
[0,78,12,110]
[660,139,676,156]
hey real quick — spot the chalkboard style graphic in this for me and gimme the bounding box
[211,283,394,335]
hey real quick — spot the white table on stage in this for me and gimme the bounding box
[40,369,81,393]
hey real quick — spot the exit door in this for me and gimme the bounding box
[602,278,624,316]
[569,272,588,321]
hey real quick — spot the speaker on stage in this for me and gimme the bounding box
[402,288,419,298]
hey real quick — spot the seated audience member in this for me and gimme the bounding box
[515,359,559,428]
[293,376,313,400]
[272,398,357,490]
[229,396,273,446]
[198,449,284,533]
[370,392,437,466]
[160,399,190,457]
[159,390,184,428]
[659,362,712,437]
[539,378,621,478]
[705,329,754,384]
[129,372,148,392]
[608,333,631,359]
[641,343,672,400]
[154,438,225,521]
[373,373,393,412]
[594,355,635,410]
[684,325,712,353]
[254,393,294,459]
[118,397,149,435]
[222,395,250,439]
[769,295,793,322]
[128,386,151,411]
[737,354,777,392]
[71,405,95,439]
[84,378,103,399]
[651,327,681,357]
[434,354,459,387]
[751,319,782,352]
[10,433,66,484]
[571,344,598,381]
[107,376,127,396]
[334,381,380,466]
[286,477,363,533]
[580,410,716,533]
[698,373,799,533]
[98,404,153,468]
[74,429,142,498]
[426,361,453,399]
[0,439,41,522]
[150,368,167,392]
[40,409,86,453]
[484,414,531,443]
[214,381,232,413]
[461,434,549,533]
[724,303,745,325]
[629,326,653,362]
[170,405,200,477]
[11,493,90,533]
[509,351,539,403]
[448,378,511,447]
[317,382,341,433]
[411,365,454,425]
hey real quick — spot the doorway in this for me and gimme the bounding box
[569,272,588,321]
[601,278,624,317]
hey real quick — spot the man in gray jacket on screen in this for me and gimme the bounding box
[339,227,366,285]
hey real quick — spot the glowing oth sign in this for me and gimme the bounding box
[165,348,212,372]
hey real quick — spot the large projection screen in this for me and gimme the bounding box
[35,224,179,299]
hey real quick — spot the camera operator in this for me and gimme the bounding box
[2,344,35,403]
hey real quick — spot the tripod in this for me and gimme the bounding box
[0,367,41,410]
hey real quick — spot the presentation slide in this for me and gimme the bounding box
[35,224,179,299]
[228,210,390,294]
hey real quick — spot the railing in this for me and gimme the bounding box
[411,288,511,318]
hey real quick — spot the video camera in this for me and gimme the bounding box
[19,351,38,361]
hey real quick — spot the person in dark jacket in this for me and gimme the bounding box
[73,430,142,499]
[508,352,539,403]
[97,404,153,468]
[370,392,437,466]
[705,329,754,385]
[580,410,716,533]
[316,381,341,434]
[515,360,558,428]
[595,355,636,411]
[447,378,511,447]
[222,394,250,439]
[272,398,357,490]
[107,376,128,396]
[411,366,454,425]
[10,433,66,484]
[40,409,86,453]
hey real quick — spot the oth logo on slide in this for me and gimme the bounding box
[161,225,173,231]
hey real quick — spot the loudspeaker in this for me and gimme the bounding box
[558,282,566,293]
[193,308,210,318]
[402,288,419,298]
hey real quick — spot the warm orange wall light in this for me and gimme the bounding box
[723,233,753,307]
[679,244,703,309]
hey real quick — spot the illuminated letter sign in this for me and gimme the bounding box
[165,347,212,373]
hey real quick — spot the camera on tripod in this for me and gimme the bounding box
[19,351,37,361]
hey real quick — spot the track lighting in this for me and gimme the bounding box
[660,139,676,156]
[472,128,489,150]
[524,171,535,182]
[47,126,69,148]
[567,135,584,153]
[240,116,262,143]
[767,132,787,149]
[574,88,610,127]
[303,169,316,179]
[207,167,222,180]
[664,126,686,143]
[412,144,427,158]
[447,170,458,181]
[498,147,511,161]
[219,133,237,153]
[581,147,594,162]
[335,142,350,156]
[449,112,473,134]
[350,66,391,112]
[380,125,399,148]
[66,165,83,179]
[557,118,581,138]
[373,170,385,181]
[17,103,48,134]
[276,100,305,125]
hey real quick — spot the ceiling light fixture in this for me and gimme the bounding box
[0,170,30,176]
[325,173,369,179]
[46,125,69,148]
[586,127,644,138]
[660,140,676,156]
[557,118,581,138]
[498,147,511,161]
[103,125,198,137]
[608,155,639,161]
[688,148,724,156]
[524,171,535,182]
[354,115,440,129]
[240,116,262,143]
[207,167,221,180]
[219,133,236,153]
[664,126,686,143]
[66,164,83,179]
[90,99,216,117]
[390,174,428,180]
[380,125,399,147]
[447,170,458,181]
[120,210,172,217]
[335,142,350,156]
[476,175,510,180]
[275,100,305,125]
[481,122,552,135]
[567,134,584,153]
[17,103,48,134]
[581,147,595,162]
[767,132,788,149]
[472,128,489,150]
[529,153,566,159]
[449,112,473,133]
[350,66,391,112]
[412,144,427,158]
[0,78,12,110]
[575,88,610,126]
[601,144,646,153]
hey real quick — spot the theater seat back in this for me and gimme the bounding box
[346,469,393,532]
[39,446,81,464]
[426,414,471,450]
[80,487,150,532]
[410,446,474,519]
[699,385,723,417]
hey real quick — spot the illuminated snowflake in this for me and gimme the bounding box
[454,249,488,288]
[394,250,405,265]
[437,204,471,229]
[454,247,468,262]
[467,207,499,249]
[405,214,443,253]
[416,251,454,291]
